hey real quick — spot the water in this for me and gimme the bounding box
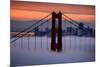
[10,36,95,66]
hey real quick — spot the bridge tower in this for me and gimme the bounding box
[51,12,62,52]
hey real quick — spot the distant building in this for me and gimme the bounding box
[33,22,95,37]
[77,22,84,36]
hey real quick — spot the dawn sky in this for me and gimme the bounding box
[11,1,95,23]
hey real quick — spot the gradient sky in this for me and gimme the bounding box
[11,1,95,23]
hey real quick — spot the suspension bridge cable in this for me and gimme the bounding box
[28,35,30,49]
[41,24,42,49]
[34,27,36,49]
[21,37,23,48]
[13,39,15,48]
[11,13,51,38]
[63,17,77,50]
[11,18,51,43]
[63,17,89,33]
[63,17,89,50]
[62,13,79,24]
[62,13,93,29]
[47,22,49,50]
[63,17,78,27]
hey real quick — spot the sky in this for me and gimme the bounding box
[11,1,95,23]
[11,0,95,5]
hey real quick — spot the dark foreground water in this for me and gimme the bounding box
[10,36,95,66]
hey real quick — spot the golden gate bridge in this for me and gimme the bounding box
[10,12,95,52]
